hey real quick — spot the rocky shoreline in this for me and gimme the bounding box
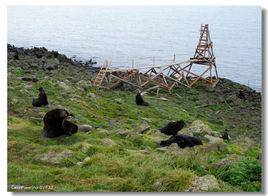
[8,44,100,73]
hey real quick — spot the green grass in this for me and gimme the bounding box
[7,54,262,192]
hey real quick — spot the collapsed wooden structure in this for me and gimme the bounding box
[94,24,219,91]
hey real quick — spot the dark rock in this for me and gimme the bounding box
[237,90,247,100]
[85,58,97,66]
[51,51,59,58]
[21,76,38,82]
[14,51,20,60]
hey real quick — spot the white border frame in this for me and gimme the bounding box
[1,1,267,196]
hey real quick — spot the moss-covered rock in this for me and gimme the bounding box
[186,175,219,192]
[35,150,73,164]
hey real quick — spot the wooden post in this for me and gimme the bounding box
[153,56,155,66]
[173,54,176,63]
[132,59,134,68]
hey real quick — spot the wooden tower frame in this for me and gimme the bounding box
[183,24,219,87]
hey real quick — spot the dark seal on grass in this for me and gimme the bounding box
[32,87,48,107]
[136,92,149,106]
[160,134,203,148]
[159,120,185,136]
[43,109,77,138]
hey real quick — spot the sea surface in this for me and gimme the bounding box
[8,6,262,91]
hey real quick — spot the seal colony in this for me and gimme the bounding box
[32,86,205,148]
[8,44,262,192]
[29,84,231,150]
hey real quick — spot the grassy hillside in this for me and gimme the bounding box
[7,45,262,192]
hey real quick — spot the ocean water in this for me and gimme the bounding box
[7,6,262,91]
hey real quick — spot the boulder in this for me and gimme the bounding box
[115,98,123,104]
[77,156,91,166]
[44,75,50,80]
[187,120,219,137]
[136,122,150,134]
[186,175,219,192]
[35,150,72,164]
[168,143,179,150]
[77,80,91,91]
[88,92,97,99]
[10,98,19,106]
[152,180,163,191]
[78,124,93,132]
[201,135,227,152]
[57,81,70,91]
[117,129,131,138]
[101,138,117,146]
[43,64,58,71]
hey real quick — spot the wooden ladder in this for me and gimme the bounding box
[94,61,109,87]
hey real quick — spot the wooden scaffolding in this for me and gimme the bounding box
[94,24,219,91]
[186,24,219,87]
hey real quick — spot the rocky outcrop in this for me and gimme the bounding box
[186,175,220,192]
[136,122,150,134]
[35,150,72,164]
[186,120,220,137]
[201,135,227,152]
[7,44,100,72]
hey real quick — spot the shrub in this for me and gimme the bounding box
[160,170,194,192]
[217,158,261,191]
